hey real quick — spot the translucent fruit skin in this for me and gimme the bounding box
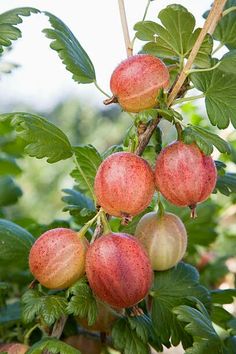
[135,212,187,271]
[0,343,29,354]
[155,141,217,207]
[94,152,155,218]
[29,228,87,289]
[110,54,169,112]
[86,233,153,309]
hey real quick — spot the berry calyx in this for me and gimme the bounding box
[109,54,169,112]
[86,232,153,308]
[155,141,217,214]
[29,228,88,289]
[94,152,155,220]
[135,212,187,271]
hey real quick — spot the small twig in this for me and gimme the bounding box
[118,0,132,57]
[167,0,227,107]
[135,116,161,156]
[43,316,68,354]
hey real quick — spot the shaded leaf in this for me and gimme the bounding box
[0,219,34,270]
[173,302,222,354]
[0,176,22,206]
[62,188,96,225]
[43,12,96,84]
[211,289,236,304]
[151,262,210,347]
[0,155,22,176]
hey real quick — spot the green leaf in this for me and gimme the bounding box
[62,188,96,225]
[0,155,22,176]
[0,7,39,53]
[219,50,236,74]
[27,337,81,354]
[135,5,212,67]
[190,68,236,129]
[71,145,102,200]
[215,173,236,196]
[112,317,150,354]
[102,145,124,160]
[211,305,235,330]
[0,112,73,163]
[151,262,210,347]
[0,176,22,206]
[182,125,231,155]
[43,12,96,84]
[66,277,98,326]
[211,289,236,304]
[0,219,34,270]
[0,282,8,307]
[223,336,236,354]
[0,301,21,326]
[22,289,68,326]
[205,0,236,50]
[173,302,222,354]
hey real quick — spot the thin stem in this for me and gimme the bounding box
[24,324,41,345]
[118,0,132,57]
[94,81,111,98]
[101,211,111,234]
[175,122,183,140]
[130,0,151,53]
[157,193,165,218]
[223,6,236,16]
[212,42,224,55]
[173,94,205,105]
[73,155,96,201]
[79,209,103,237]
[186,61,221,75]
[167,0,227,107]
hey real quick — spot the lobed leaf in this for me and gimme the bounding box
[173,302,222,354]
[190,68,236,129]
[0,7,39,53]
[182,125,231,155]
[151,262,210,347]
[27,337,81,354]
[43,12,96,84]
[71,145,102,200]
[66,277,98,326]
[22,289,68,326]
[211,289,236,304]
[0,112,73,163]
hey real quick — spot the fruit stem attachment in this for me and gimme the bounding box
[118,0,133,57]
[79,209,103,237]
[103,96,118,106]
[189,204,197,218]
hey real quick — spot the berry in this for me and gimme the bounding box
[86,233,153,308]
[135,212,187,271]
[29,228,87,289]
[95,152,155,219]
[110,54,169,112]
[0,343,29,354]
[155,141,217,215]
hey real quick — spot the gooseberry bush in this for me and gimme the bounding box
[1,1,236,353]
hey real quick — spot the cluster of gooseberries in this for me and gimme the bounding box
[27,54,217,336]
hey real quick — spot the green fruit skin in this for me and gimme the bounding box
[135,212,187,271]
